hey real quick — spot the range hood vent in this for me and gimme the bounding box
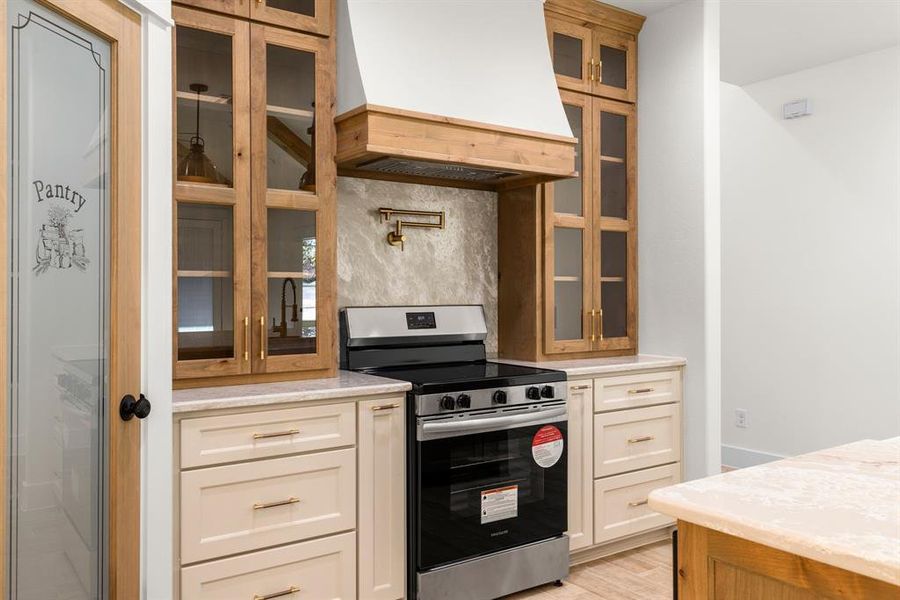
[357,157,517,183]
[335,0,577,191]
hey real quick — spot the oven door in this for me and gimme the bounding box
[416,402,568,571]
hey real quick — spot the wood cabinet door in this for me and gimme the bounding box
[591,98,637,353]
[173,7,252,379]
[250,0,332,37]
[566,381,594,551]
[546,14,595,94]
[249,24,336,375]
[357,397,406,600]
[592,27,637,103]
[177,0,251,19]
[543,91,595,355]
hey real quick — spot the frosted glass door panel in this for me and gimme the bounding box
[267,0,315,17]
[553,103,583,216]
[600,231,628,339]
[553,228,584,341]
[552,32,583,80]
[7,1,111,598]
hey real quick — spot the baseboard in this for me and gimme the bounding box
[569,526,674,566]
[721,444,785,470]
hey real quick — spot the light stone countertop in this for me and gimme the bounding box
[497,354,686,377]
[172,370,411,414]
[649,437,900,586]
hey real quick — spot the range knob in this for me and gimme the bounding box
[456,393,471,409]
[492,390,508,405]
[525,386,541,400]
[440,395,456,411]
[540,385,555,399]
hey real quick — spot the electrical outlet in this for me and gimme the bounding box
[735,408,749,429]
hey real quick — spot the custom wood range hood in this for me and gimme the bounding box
[335,0,578,190]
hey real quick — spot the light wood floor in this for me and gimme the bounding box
[506,540,673,600]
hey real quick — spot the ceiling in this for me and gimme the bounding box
[721,0,900,86]
[600,0,685,16]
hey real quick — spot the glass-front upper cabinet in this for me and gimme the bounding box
[594,98,636,351]
[251,24,335,374]
[592,28,637,103]
[544,92,593,354]
[547,15,593,94]
[184,0,332,37]
[173,7,251,379]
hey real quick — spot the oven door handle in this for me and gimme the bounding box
[419,406,567,441]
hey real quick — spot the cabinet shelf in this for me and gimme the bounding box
[268,271,314,279]
[554,275,582,283]
[600,155,625,164]
[174,93,314,121]
[267,104,314,120]
[177,270,232,278]
[600,276,625,283]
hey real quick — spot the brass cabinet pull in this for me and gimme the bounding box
[598,308,604,341]
[627,435,655,444]
[571,384,591,391]
[253,429,299,440]
[588,58,596,81]
[254,586,300,600]
[371,403,400,412]
[590,309,597,342]
[259,316,266,360]
[253,497,300,510]
[596,60,603,82]
[628,498,649,508]
[243,317,250,361]
[628,388,655,395]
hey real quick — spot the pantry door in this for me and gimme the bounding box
[1,0,143,598]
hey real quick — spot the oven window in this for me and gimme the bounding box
[418,420,567,570]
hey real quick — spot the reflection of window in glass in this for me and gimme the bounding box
[300,236,316,338]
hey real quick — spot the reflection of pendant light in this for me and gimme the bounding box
[177,83,230,185]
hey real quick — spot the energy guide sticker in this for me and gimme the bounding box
[480,485,518,524]
[532,425,564,468]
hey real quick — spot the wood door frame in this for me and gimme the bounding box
[592,27,637,103]
[545,13,594,94]
[250,0,333,39]
[172,6,252,380]
[250,23,336,376]
[0,0,142,597]
[593,97,637,352]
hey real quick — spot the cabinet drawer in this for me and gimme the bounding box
[594,370,680,413]
[181,449,356,563]
[594,464,679,543]
[180,402,356,468]
[181,532,356,600]
[594,403,680,477]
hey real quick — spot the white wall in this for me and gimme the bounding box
[638,0,722,480]
[721,46,900,464]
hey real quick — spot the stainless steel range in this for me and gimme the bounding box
[340,305,570,600]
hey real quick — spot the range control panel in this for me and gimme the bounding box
[415,383,567,416]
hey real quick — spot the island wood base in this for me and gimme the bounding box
[676,521,899,600]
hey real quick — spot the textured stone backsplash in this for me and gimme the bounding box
[337,177,499,353]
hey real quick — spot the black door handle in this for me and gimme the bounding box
[120,393,151,421]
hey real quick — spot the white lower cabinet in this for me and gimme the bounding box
[180,532,357,600]
[593,463,679,543]
[567,368,683,557]
[175,395,407,600]
[357,397,406,600]
[566,381,594,551]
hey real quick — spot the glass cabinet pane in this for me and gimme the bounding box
[600,231,628,339]
[267,0,315,17]
[554,103,584,215]
[267,208,317,356]
[599,45,627,89]
[266,44,317,192]
[175,26,234,187]
[553,32,583,80]
[553,228,584,341]
[177,203,235,360]
[600,111,628,220]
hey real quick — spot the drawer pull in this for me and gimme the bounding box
[371,403,400,412]
[628,498,649,508]
[253,429,300,440]
[571,384,591,390]
[628,387,655,395]
[627,435,655,444]
[254,586,300,600]
[253,497,300,510]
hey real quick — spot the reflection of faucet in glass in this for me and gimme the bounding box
[278,278,299,338]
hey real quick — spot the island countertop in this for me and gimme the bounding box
[649,437,900,586]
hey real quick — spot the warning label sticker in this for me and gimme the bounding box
[480,485,518,524]
[532,425,564,468]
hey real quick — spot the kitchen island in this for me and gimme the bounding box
[649,437,900,599]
